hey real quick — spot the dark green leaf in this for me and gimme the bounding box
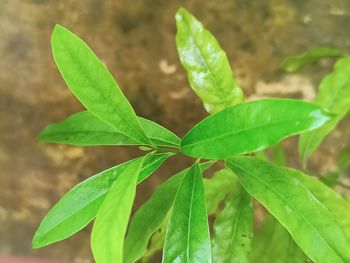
[299,58,350,164]
[227,156,350,263]
[51,25,150,144]
[175,8,243,114]
[251,214,307,263]
[212,179,253,263]
[338,146,350,175]
[91,156,143,263]
[281,47,344,72]
[38,111,180,148]
[182,99,332,159]
[32,153,169,248]
[123,162,213,263]
[163,163,212,263]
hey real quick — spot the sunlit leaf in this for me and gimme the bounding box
[91,157,143,263]
[175,8,243,114]
[281,47,344,72]
[52,25,150,144]
[38,111,180,148]
[32,153,169,248]
[163,163,212,263]
[182,99,332,159]
[212,178,253,263]
[299,58,350,164]
[227,156,350,263]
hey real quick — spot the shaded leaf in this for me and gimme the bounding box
[124,161,213,263]
[182,99,332,159]
[38,111,180,148]
[162,163,212,263]
[212,179,253,263]
[175,8,243,114]
[227,156,350,263]
[251,214,307,263]
[281,47,344,72]
[52,25,150,144]
[91,156,143,263]
[32,153,169,248]
[299,58,350,164]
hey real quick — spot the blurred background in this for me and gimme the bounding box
[1,0,350,262]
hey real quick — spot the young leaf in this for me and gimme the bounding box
[51,25,150,145]
[203,168,236,215]
[91,156,143,263]
[162,163,212,263]
[281,47,344,72]
[175,8,243,114]
[251,215,307,263]
[299,57,350,164]
[227,156,350,263]
[38,111,180,148]
[124,162,213,263]
[182,99,332,159]
[32,153,169,248]
[212,180,253,263]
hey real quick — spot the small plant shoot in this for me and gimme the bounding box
[33,7,350,263]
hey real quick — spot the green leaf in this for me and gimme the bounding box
[270,144,286,167]
[32,153,169,248]
[281,47,344,72]
[38,111,180,148]
[91,156,143,263]
[182,99,332,159]
[212,179,253,263]
[203,168,236,215]
[51,25,150,145]
[227,156,350,263]
[299,58,350,164]
[175,8,243,114]
[162,163,212,263]
[338,146,350,175]
[123,162,213,263]
[251,214,307,263]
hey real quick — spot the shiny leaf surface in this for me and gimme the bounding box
[175,8,243,114]
[212,179,253,263]
[162,163,212,263]
[32,154,169,248]
[251,214,307,263]
[38,111,180,147]
[52,25,150,144]
[182,99,332,159]
[91,157,143,263]
[299,58,350,164]
[281,47,344,72]
[227,156,350,263]
[124,162,213,263]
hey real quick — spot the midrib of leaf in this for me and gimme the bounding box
[229,161,344,261]
[186,170,197,261]
[226,194,243,263]
[182,17,231,108]
[57,33,150,145]
[184,116,318,148]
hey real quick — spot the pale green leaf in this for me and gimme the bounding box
[227,156,350,263]
[124,162,213,263]
[251,214,307,263]
[52,25,150,145]
[175,8,243,114]
[182,99,332,159]
[38,111,180,148]
[91,157,143,263]
[281,47,344,72]
[212,179,253,263]
[299,57,350,164]
[32,153,169,248]
[162,163,212,263]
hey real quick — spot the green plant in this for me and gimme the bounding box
[33,8,350,263]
